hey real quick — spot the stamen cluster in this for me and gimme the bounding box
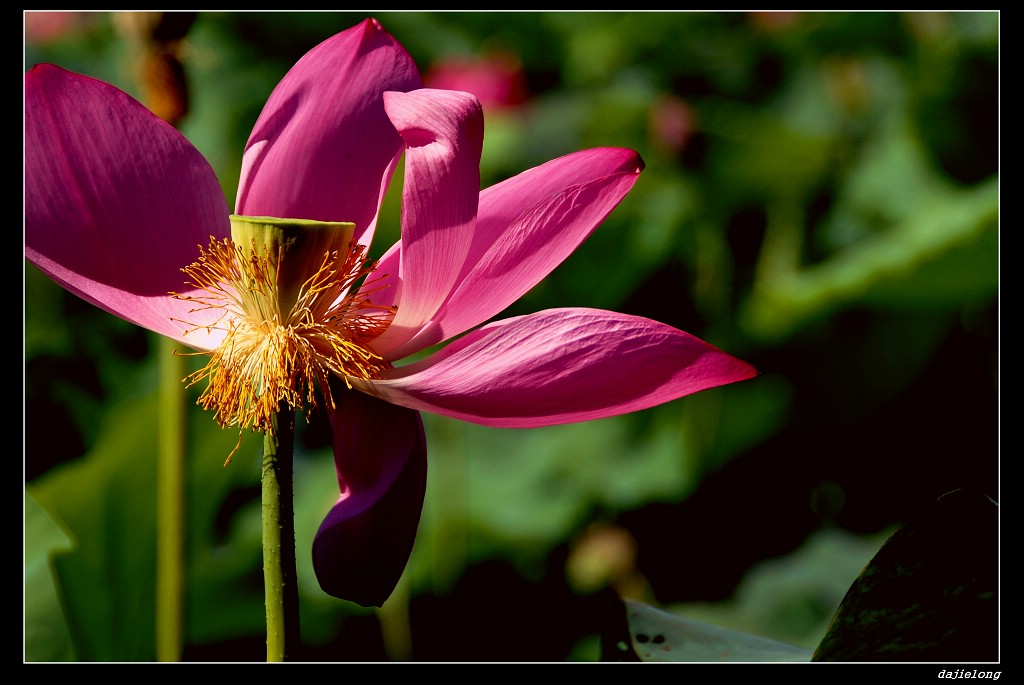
[171,236,394,438]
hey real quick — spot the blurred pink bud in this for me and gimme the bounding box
[25,11,96,46]
[425,52,529,111]
[748,11,800,32]
[649,95,696,155]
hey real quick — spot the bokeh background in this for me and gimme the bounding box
[24,11,999,662]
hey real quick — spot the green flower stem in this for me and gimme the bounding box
[156,336,185,662]
[262,407,301,662]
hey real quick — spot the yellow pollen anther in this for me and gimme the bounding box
[170,216,395,455]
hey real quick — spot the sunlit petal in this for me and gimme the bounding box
[235,18,421,246]
[357,308,758,428]
[369,88,483,358]
[25,64,229,349]
[386,148,644,357]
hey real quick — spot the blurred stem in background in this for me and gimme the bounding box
[377,570,413,661]
[114,11,197,661]
[156,338,186,661]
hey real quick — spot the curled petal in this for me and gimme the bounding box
[356,308,758,428]
[236,18,421,244]
[25,64,230,349]
[369,89,483,358]
[313,384,427,606]
[387,148,644,357]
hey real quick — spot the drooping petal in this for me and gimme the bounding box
[381,148,645,358]
[312,384,427,607]
[354,308,758,428]
[235,18,421,246]
[25,64,230,350]
[368,88,483,358]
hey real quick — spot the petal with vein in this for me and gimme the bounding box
[235,18,421,245]
[389,149,643,357]
[369,148,642,359]
[25,64,229,349]
[370,88,483,358]
[358,308,758,428]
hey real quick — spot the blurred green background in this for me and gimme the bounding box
[24,11,998,662]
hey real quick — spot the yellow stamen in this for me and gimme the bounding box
[170,219,394,451]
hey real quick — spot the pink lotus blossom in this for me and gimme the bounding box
[25,18,757,607]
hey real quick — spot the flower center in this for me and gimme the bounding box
[171,216,394,450]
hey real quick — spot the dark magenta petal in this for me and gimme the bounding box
[313,386,427,606]
[236,18,422,245]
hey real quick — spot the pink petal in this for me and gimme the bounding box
[312,386,427,606]
[385,148,644,358]
[235,18,421,246]
[369,89,484,357]
[25,64,230,350]
[356,308,758,428]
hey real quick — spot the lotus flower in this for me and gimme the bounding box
[25,18,757,607]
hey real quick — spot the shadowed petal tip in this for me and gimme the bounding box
[312,391,428,607]
[312,445,427,606]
